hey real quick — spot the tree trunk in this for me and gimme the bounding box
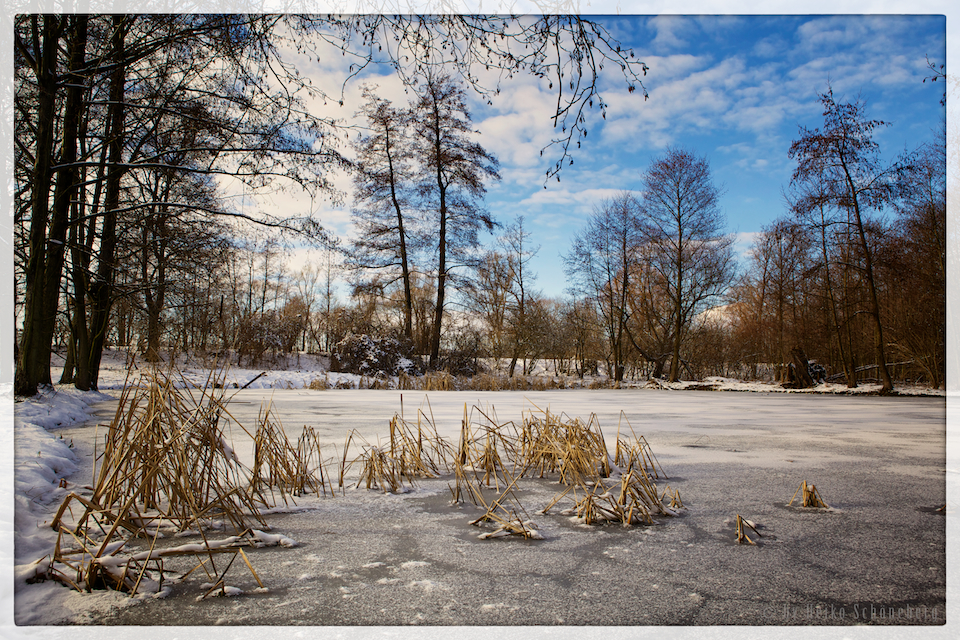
[142,209,168,362]
[668,233,684,383]
[58,298,77,385]
[844,175,894,392]
[15,16,65,396]
[75,15,127,391]
[789,346,815,389]
[816,206,857,388]
[429,100,447,370]
[431,203,447,369]
[384,124,414,342]
[508,354,519,377]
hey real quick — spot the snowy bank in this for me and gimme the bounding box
[11,385,115,562]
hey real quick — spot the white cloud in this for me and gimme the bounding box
[649,16,692,52]
[520,187,640,211]
[733,231,762,257]
[475,81,559,175]
[598,56,754,150]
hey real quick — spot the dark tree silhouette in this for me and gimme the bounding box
[412,74,500,369]
[349,87,420,342]
[789,88,900,392]
[639,148,735,383]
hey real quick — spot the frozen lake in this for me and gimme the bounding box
[211,388,947,461]
[32,388,949,632]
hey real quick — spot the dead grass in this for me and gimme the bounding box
[252,403,333,503]
[46,367,279,595]
[307,375,331,390]
[397,371,581,392]
[443,401,680,533]
[40,364,679,596]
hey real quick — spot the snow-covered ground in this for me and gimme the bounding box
[3,350,956,639]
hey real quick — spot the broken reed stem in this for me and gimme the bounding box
[735,514,761,545]
[789,481,829,508]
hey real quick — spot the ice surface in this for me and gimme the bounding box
[4,350,954,635]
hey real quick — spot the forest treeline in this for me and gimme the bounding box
[12,14,648,396]
[13,15,946,396]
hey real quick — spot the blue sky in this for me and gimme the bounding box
[468,14,947,297]
[277,12,946,300]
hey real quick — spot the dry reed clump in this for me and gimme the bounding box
[588,378,617,390]
[307,375,331,390]
[469,474,543,540]
[661,485,684,510]
[252,403,333,503]
[420,371,456,390]
[360,375,392,390]
[352,444,413,493]
[541,466,679,526]
[65,370,268,536]
[519,407,677,527]
[42,368,307,596]
[448,428,542,541]
[395,371,576,392]
[517,410,611,481]
[438,402,678,533]
[451,404,522,494]
[469,373,572,392]
[339,402,456,493]
[397,371,417,390]
[386,409,456,479]
[788,480,830,508]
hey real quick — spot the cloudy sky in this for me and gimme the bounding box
[478,14,947,296]
[241,11,948,299]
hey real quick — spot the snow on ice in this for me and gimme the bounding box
[2,349,953,635]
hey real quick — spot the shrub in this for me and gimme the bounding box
[439,349,485,377]
[331,334,422,377]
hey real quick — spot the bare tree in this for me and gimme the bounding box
[624,244,678,379]
[559,297,603,378]
[753,218,810,380]
[883,131,947,387]
[499,216,542,377]
[639,147,736,382]
[787,177,860,387]
[349,87,421,342]
[469,250,512,367]
[789,88,900,392]
[564,193,643,382]
[412,73,500,369]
